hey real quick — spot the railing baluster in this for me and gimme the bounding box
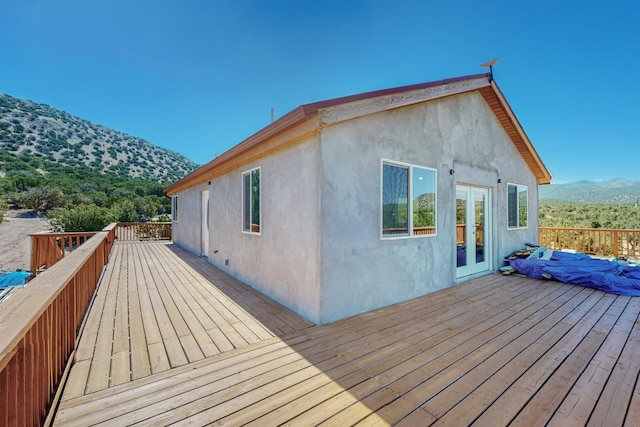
[29,223,171,276]
[0,223,123,426]
[539,227,639,260]
[2,222,171,426]
[113,222,172,242]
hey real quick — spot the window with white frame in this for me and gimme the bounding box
[507,183,528,229]
[382,160,437,238]
[172,196,178,222]
[242,167,261,234]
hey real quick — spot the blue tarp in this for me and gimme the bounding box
[509,251,640,297]
[0,271,31,288]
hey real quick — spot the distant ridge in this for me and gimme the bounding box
[0,94,198,182]
[540,179,640,204]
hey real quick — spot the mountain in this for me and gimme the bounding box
[0,94,198,183]
[415,192,436,211]
[540,179,640,204]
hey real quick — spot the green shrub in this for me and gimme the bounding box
[0,196,8,223]
[48,204,116,232]
[11,186,66,211]
[111,199,138,222]
[134,195,161,219]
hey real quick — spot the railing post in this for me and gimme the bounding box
[31,234,39,276]
[1,228,119,427]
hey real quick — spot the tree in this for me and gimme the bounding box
[48,204,116,232]
[7,173,44,192]
[12,186,66,211]
[135,195,161,220]
[111,199,138,222]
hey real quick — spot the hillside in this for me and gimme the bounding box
[0,149,173,229]
[0,94,198,182]
[540,179,640,204]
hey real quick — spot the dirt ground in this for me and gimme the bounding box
[0,210,50,272]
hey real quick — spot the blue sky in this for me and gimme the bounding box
[1,0,638,184]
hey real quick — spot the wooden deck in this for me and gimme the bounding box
[54,242,640,426]
[58,241,312,400]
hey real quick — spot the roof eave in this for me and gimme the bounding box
[164,105,317,196]
[480,81,553,185]
[165,74,495,197]
[165,72,552,196]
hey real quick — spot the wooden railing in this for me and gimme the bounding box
[456,224,484,245]
[383,224,480,241]
[383,226,437,236]
[30,222,171,275]
[30,232,97,276]
[413,226,436,236]
[115,222,172,241]
[539,227,640,260]
[0,223,116,427]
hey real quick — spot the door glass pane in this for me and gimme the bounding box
[456,190,467,267]
[474,192,485,263]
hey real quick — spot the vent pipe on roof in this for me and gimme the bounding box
[270,107,275,123]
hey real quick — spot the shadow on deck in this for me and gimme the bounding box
[54,241,640,426]
[57,241,312,401]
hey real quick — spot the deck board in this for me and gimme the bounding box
[55,242,640,426]
[130,243,164,376]
[585,298,640,427]
[59,241,312,404]
[127,246,152,380]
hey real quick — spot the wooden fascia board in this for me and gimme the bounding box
[298,73,489,115]
[480,82,552,185]
[165,73,552,196]
[318,76,492,126]
[165,74,494,196]
[164,115,320,195]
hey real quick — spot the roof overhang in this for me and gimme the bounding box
[165,73,551,196]
[479,81,552,185]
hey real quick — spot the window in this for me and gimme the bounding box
[382,160,437,238]
[508,183,528,229]
[242,167,261,233]
[172,196,178,222]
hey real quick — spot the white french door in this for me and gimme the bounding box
[456,185,490,278]
[201,189,209,257]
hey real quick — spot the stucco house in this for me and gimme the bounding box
[164,73,552,325]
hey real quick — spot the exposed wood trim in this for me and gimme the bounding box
[480,82,553,185]
[319,76,490,125]
[165,73,552,195]
[164,74,491,196]
[165,116,320,195]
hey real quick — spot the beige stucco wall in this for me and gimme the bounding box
[317,91,539,323]
[173,90,541,325]
[173,135,323,324]
[171,184,205,255]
